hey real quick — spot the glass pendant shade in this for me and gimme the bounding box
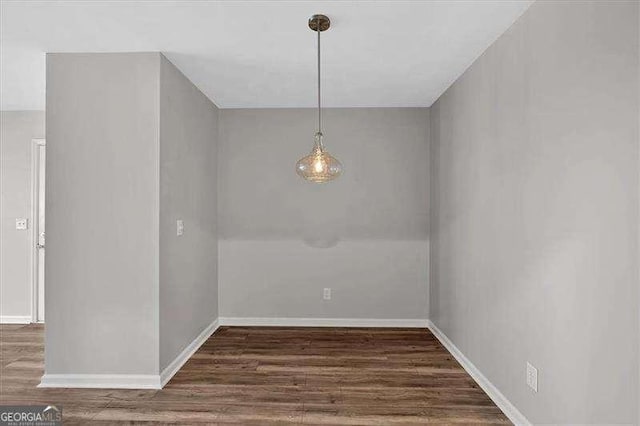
[296,132,342,183]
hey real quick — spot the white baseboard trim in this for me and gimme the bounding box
[427,320,531,426]
[160,318,220,387]
[38,374,161,389]
[219,317,428,328]
[1,315,32,324]
[39,318,220,390]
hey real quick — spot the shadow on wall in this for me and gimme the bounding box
[299,184,343,248]
[303,236,339,249]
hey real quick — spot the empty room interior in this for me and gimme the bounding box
[0,0,639,424]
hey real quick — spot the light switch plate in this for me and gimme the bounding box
[15,218,28,230]
[526,362,538,392]
[176,220,184,236]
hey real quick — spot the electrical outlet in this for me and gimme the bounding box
[526,362,538,392]
[15,218,28,230]
[176,220,184,236]
[323,288,331,300]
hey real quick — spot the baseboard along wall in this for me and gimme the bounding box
[39,318,220,390]
[159,319,219,387]
[218,317,429,328]
[38,374,162,389]
[0,315,32,324]
[426,320,531,426]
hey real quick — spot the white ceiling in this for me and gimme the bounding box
[1,0,533,110]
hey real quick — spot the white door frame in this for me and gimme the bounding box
[30,138,45,323]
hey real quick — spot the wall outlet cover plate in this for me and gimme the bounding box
[323,288,331,300]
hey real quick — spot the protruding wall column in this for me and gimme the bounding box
[42,52,220,389]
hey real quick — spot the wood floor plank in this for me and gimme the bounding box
[0,324,510,424]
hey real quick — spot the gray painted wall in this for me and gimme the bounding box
[46,53,160,374]
[429,1,639,423]
[218,108,429,320]
[159,55,219,371]
[45,52,220,377]
[0,111,45,320]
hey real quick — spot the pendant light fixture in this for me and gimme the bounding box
[296,14,343,183]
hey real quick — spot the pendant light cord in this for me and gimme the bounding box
[317,17,322,135]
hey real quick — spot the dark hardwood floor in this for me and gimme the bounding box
[0,324,510,424]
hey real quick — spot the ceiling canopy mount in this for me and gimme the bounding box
[308,14,330,32]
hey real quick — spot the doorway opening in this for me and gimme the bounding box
[31,138,45,323]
